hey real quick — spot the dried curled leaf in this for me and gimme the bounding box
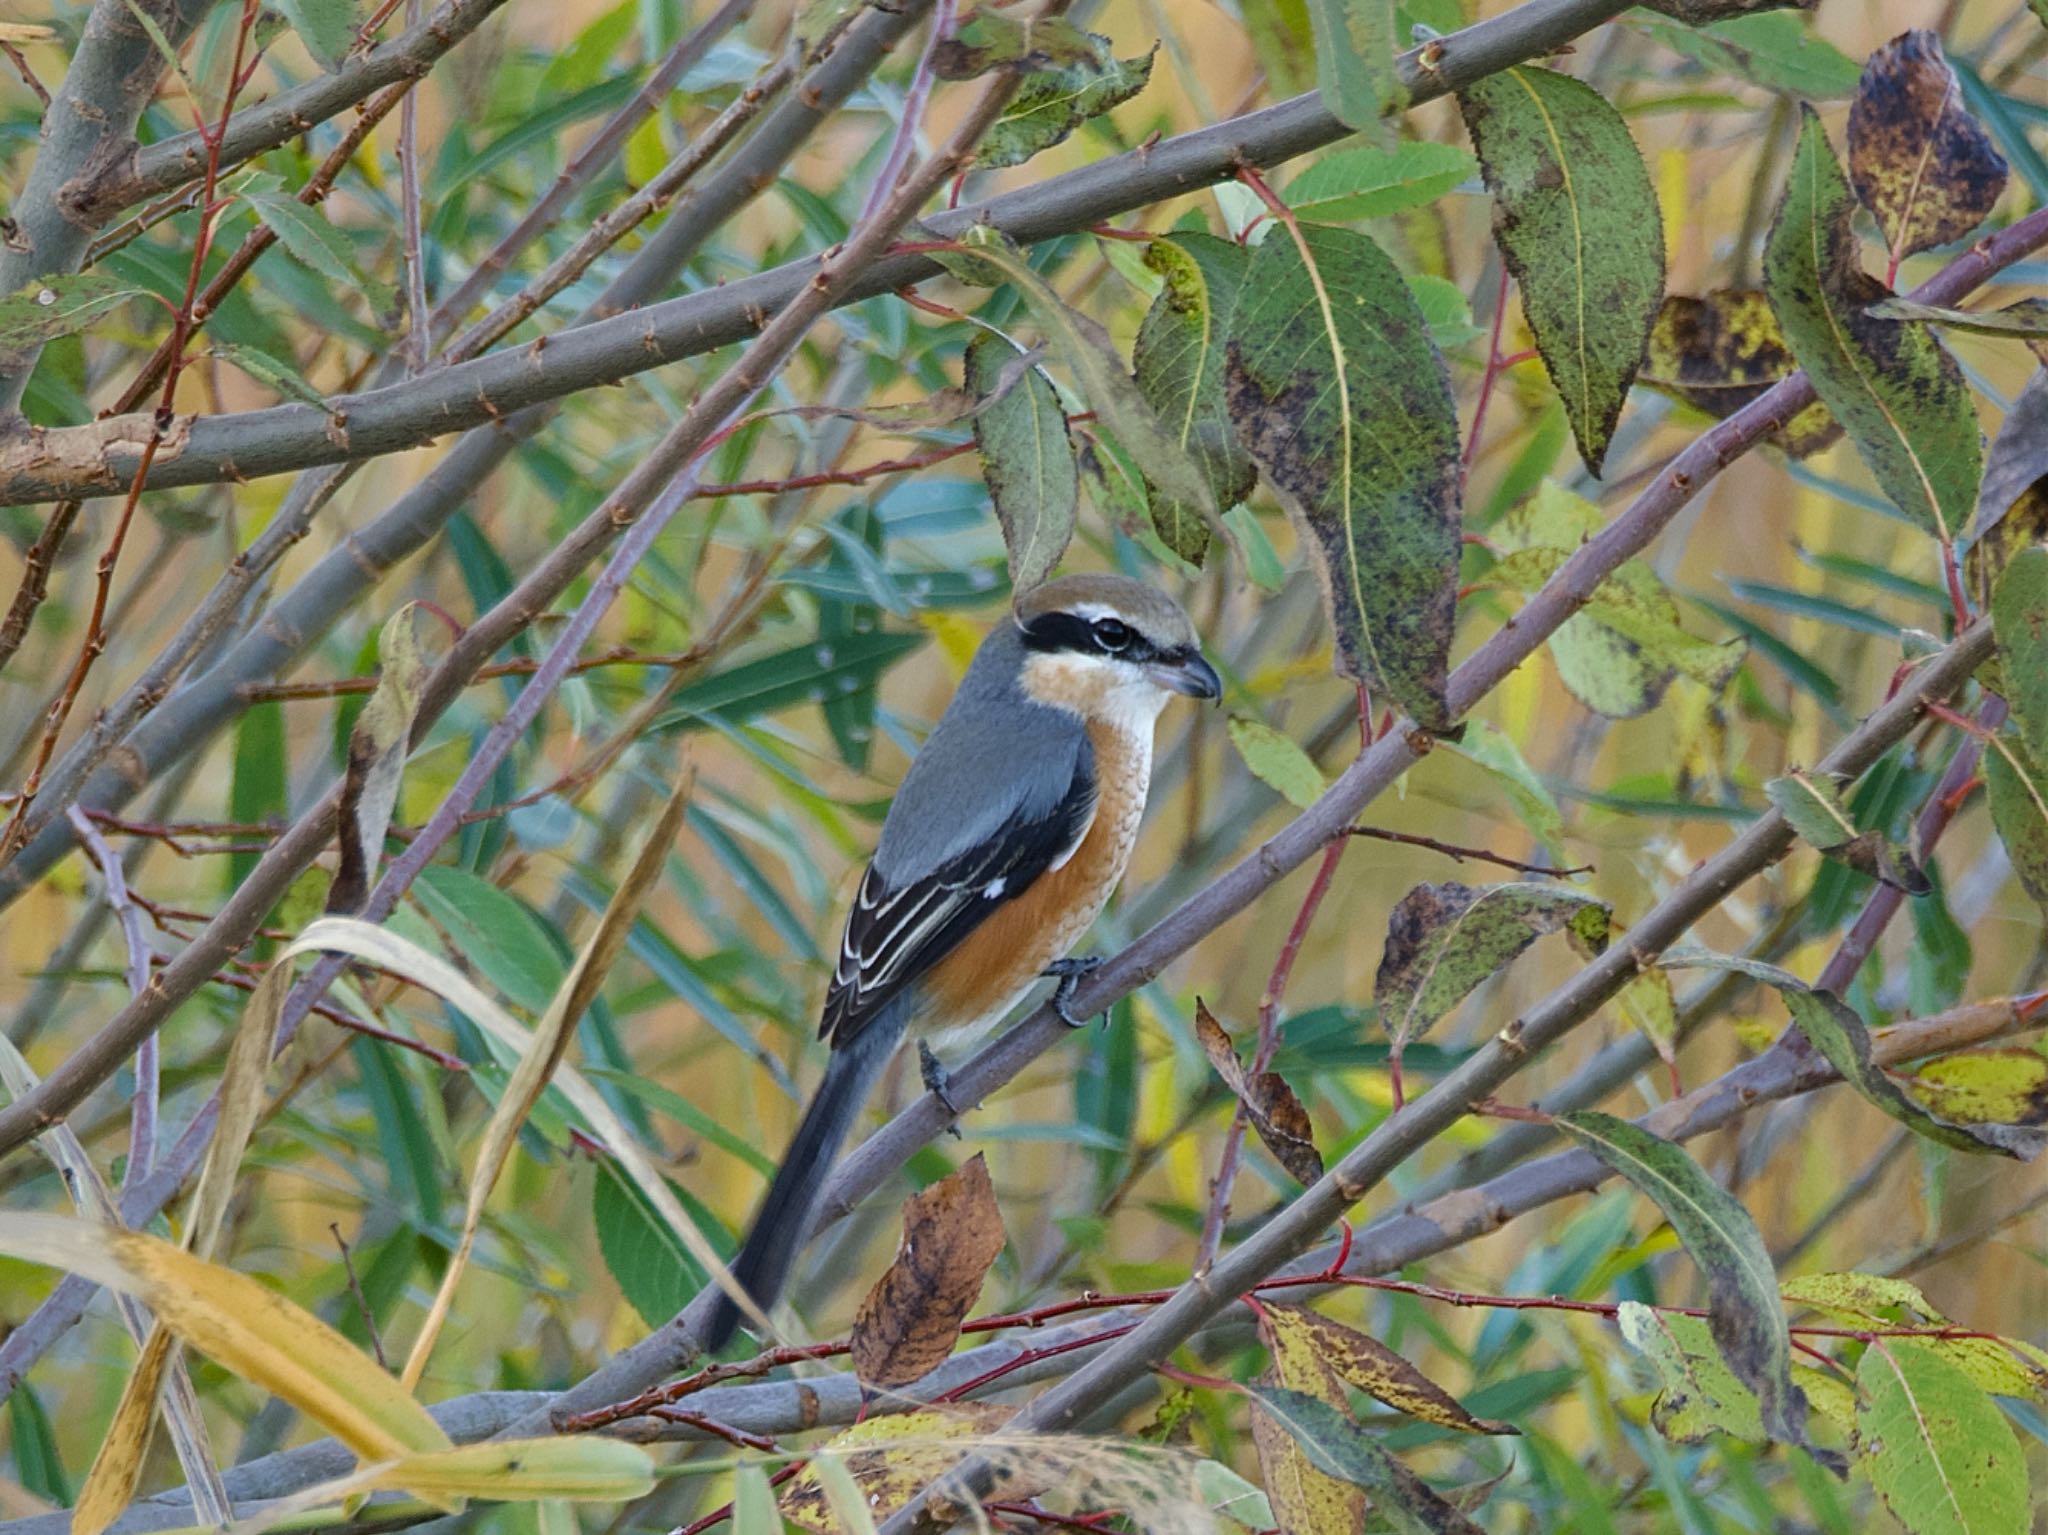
[850,1155,1007,1389]
[328,605,429,915]
[1641,291,1839,456]
[1847,30,2007,267]
[1193,1002,1322,1185]
[1966,368,2048,600]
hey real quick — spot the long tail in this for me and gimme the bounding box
[703,1008,902,1350]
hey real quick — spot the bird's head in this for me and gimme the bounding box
[1011,573,1222,729]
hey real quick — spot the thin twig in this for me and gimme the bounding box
[1343,824,1591,878]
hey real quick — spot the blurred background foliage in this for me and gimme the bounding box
[1,0,2045,1529]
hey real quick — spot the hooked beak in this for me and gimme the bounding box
[1147,650,1222,701]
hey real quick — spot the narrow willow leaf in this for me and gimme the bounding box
[0,273,144,360]
[1132,233,1256,563]
[75,1330,179,1535]
[1618,1301,1766,1445]
[1857,1342,2030,1535]
[1376,881,1609,1053]
[1226,223,1461,726]
[1554,1112,1812,1454]
[371,1438,656,1503]
[976,37,1154,170]
[1641,290,1839,457]
[1227,716,1326,810]
[1306,0,1403,130]
[1251,1295,1365,1533]
[1283,141,1478,222]
[0,1216,451,1466]
[1459,65,1664,473]
[1868,296,2048,339]
[1662,946,2042,1158]
[966,333,1077,593]
[1966,368,2048,600]
[732,1465,780,1535]
[1984,732,2048,922]
[248,194,389,306]
[1263,1307,1517,1435]
[208,342,331,410]
[1847,31,2007,267]
[955,232,1216,529]
[1442,719,1568,865]
[1991,545,2048,760]
[329,605,429,914]
[1766,769,1930,894]
[1245,1386,1485,1535]
[1763,108,1982,544]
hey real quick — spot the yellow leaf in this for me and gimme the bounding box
[0,1216,450,1464]
[369,1438,656,1502]
[779,1408,1014,1534]
[918,611,982,676]
[1251,1309,1364,1534]
[72,1329,175,1535]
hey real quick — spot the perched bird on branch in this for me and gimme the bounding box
[705,572,1221,1349]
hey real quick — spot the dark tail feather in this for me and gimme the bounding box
[704,1012,900,1350]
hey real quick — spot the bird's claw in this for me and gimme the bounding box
[1042,955,1107,1028]
[918,1040,963,1137]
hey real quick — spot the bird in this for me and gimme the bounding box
[703,572,1221,1350]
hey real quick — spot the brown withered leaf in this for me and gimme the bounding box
[849,1155,1006,1390]
[1250,1312,1365,1535]
[1848,31,2008,266]
[1641,291,1838,456]
[1966,368,2048,601]
[931,10,1099,79]
[1193,1001,1323,1186]
[778,1405,1022,1533]
[1263,1306,1519,1436]
[328,605,429,914]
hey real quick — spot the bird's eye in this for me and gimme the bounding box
[1091,617,1134,653]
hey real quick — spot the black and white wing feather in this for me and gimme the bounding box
[818,764,1097,1049]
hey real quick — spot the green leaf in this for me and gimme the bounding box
[1641,290,1838,457]
[1846,31,2007,268]
[1762,108,1982,545]
[275,0,359,69]
[654,630,926,731]
[1132,233,1257,564]
[1458,65,1664,474]
[1375,880,1609,1053]
[208,341,331,410]
[966,333,1078,592]
[951,232,1217,532]
[1227,716,1326,810]
[1554,1111,1813,1454]
[248,193,390,308]
[1766,769,1930,895]
[0,273,145,360]
[975,38,1155,170]
[1306,0,1403,131]
[1867,296,2048,340]
[1441,719,1568,865]
[1992,545,2048,762]
[412,865,565,1016]
[1984,730,2048,923]
[592,1155,718,1328]
[7,1384,71,1505]
[229,703,287,895]
[1664,946,2043,1158]
[731,1465,780,1535]
[1225,223,1462,727]
[1244,1386,1484,1535]
[1283,141,1478,222]
[1857,1341,2031,1535]
[932,10,1101,78]
[1642,11,1862,99]
[1618,1301,1766,1445]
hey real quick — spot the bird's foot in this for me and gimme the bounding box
[1043,954,1107,1028]
[918,1040,963,1137]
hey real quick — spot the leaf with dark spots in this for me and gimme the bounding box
[932,11,1102,79]
[1857,1342,2030,1535]
[1638,0,1814,20]
[1375,880,1609,1055]
[1992,545,2048,762]
[1458,65,1664,475]
[1224,223,1461,727]
[777,1406,1021,1534]
[1764,107,1982,545]
[1966,368,2048,600]
[1193,1002,1322,1185]
[1251,1297,1366,1533]
[328,606,429,915]
[1847,31,2008,268]
[1261,1307,1518,1436]
[1663,948,2043,1159]
[1554,1112,1820,1460]
[1901,1049,2048,1137]
[848,1155,1006,1390]
[1985,729,2048,924]
[1867,295,2048,341]
[966,333,1078,595]
[1618,1302,1767,1444]
[1642,291,1838,456]
[1132,233,1257,565]
[1246,1387,1486,1535]
[975,37,1155,170]
[1766,769,1931,895]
